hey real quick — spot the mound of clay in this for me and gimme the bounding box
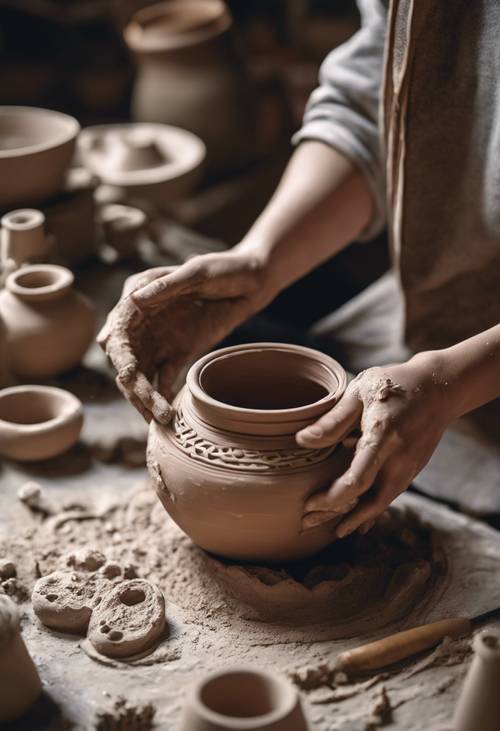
[87,579,166,659]
[32,570,105,633]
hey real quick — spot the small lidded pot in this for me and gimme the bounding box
[0,264,96,379]
[147,342,349,563]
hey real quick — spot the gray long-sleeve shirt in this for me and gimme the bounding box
[294,0,500,356]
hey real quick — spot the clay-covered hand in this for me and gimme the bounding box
[98,252,272,423]
[296,354,454,537]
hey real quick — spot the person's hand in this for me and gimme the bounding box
[296,354,453,537]
[98,251,273,423]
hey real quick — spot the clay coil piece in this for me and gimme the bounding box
[87,579,166,659]
[0,595,42,724]
[32,570,106,634]
[172,408,334,472]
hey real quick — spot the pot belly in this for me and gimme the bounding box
[147,421,351,563]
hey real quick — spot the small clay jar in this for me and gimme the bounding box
[0,264,96,378]
[124,0,257,174]
[147,343,349,563]
[0,208,52,269]
[453,628,500,731]
[0,385,83,461]
[179,667,308,731]
[0,595,42,723]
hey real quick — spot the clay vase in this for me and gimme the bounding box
[0,385,83,461]
[179,667,308,731]
[0,106,80,209]
[0,208,52,269]
[453,628,500,731]
[0,264,96,379]
[124,0,257,174]
[0,595,42,723]
[147,342,349,563]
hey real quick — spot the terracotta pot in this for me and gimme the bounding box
[78,123,205,209]
[453,629,500,731]
[100,203,147,259]
[0,595,42,723]
[0,106,80,209]
[0,208,52,268]
[0,385,83,462]
[179,667,308,731]
[0,264,96,379]
[124,0,257,174]
[147,343,348,563]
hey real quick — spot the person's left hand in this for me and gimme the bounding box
[296,353,454,538]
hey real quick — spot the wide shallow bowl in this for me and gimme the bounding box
[148,342,349,563]
[179,667,308,731]
[0,385,83,461]
[0,106,80,208]
[78,123,206,206]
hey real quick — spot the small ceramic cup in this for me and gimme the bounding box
[179,667,309,731]
[0,385,83,461]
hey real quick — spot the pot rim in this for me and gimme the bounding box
[0,385,82,434]
[125,0,232,53]
[186,342,347,428]
[188,666,299,728]
[473,629,500,661]
[0,106,80,159]
[6,264,74,303]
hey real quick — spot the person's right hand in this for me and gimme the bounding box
[98,251,273,424]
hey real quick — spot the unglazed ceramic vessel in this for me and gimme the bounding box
[148,343,349,563]
[179,667,308,731]
[0,264,96,378]
[124,0,257,173]
[0,106,80,208]
[0,385,83,461]
[453,629,500,731]
[0,208,52,268]
[78,123,205,208]
[100,203,147,259]
[0,595,42,723]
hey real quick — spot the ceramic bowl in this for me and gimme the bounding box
[179,667,308,731]
[78,123,206,207]
[0,106,80,208]
[0,385,83,461]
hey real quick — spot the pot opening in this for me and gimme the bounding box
[13,270,59,290]
[199,671,282,719]
[140,1,225,37]
[7,265,74,299]
[199,348,336,410]
[0,390,60,425]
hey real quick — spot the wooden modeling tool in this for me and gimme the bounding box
[336,617,472,673]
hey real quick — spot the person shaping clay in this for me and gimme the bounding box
[100,1,500,539]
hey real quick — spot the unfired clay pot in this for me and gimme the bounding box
[78,123,205,209]
[0,208,52,269]
[124,0,257,174]
[0,106,80,209]
[179,667,308,731]
[453,628,500,731]
[0,595,42,723]
[0,385,83,461]
[0,264,96,378]
[147,343,349,563]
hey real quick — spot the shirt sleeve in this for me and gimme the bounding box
[292,0,388,240]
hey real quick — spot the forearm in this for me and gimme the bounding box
[235,141,374,297]
[421,323,500,419]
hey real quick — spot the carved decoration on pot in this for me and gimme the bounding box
[0,208,52,272]
[0,264,96,379]
[0,106,80,209]
[0,385,83,461]
[453,628,500,731]
[78,123,206,210]
[179,666,309,731]
[147,342,349,563]
[124,0,257,174]
[0,595,42,723]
